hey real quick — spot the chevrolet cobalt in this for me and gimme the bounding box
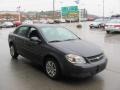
[8,24,107,79]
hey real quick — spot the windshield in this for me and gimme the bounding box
[40,26,79,42]
[109,19,120,23]
[94,19,103,22]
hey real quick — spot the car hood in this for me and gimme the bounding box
[90,22,102,25]
[49,40,102,57]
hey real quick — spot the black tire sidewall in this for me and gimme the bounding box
[106,31,110,34]
[10,45,18,58]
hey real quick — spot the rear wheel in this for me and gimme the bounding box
[106,31,110,34]
[10,45,18,59]
[90,26,93,29]
[45,57,60,79]
[98,25,101,28]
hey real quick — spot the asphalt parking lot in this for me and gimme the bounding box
[0,22,120,90]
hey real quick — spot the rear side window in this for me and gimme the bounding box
[14,26,29,37]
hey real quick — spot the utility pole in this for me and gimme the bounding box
[74,0,80,23]
[103,0,104,21]
[17,0,21,22]
[78,5,80,23]
[17,6,21,22]
[53,0,55,20]
[60,1,63,20]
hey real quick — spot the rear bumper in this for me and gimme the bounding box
[62,58,107,78]
[105,28,120,32]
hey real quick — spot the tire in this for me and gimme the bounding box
[45,57,60,79]
[90,26,93,29]
[106,31,110,34]
[98,25,101,28]
[10,44,18,59]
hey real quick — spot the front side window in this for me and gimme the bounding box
[40,26,79,42]
[15,26,29,37]
[28,27,40,38]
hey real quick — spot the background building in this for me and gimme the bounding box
[0,11,26,22]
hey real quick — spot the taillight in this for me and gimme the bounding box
[114,25,120,27]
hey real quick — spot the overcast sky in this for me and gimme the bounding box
[0,0,120,16]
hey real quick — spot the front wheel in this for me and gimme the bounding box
[10,45,18,59]
[45,57,60,79]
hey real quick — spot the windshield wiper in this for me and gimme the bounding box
[48,40,62,43]
[64,39,77,41]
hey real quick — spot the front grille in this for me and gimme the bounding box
[86,53,104,63]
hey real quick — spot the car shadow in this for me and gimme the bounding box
[105,32,120,37]
[89,28,105,31]
[104,32,120,44]
[10,56,45,73]
[10,56,104,90]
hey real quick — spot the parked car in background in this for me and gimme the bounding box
[54,19,61,24]
[0,22,2,28]
[0,22,14,28]
[13,21,22,27]
[87,17,95,21]
[47,19,54,24]
[105,19,120,34]
[39,19,48,24]
[8,24,107,79]
[54,19,66,23]
[89,19,107,29]
[33,20,40,24]
[22,20,33,24]
[59,19,66,23]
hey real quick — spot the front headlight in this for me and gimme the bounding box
[65,54,86,64]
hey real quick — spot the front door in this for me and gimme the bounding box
[24,27,42,63]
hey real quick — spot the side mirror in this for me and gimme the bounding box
[30,37,42,43]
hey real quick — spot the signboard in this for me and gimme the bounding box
[61,7,68,16]
[62,6,79,16]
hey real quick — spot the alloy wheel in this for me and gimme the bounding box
[46,61,57,78]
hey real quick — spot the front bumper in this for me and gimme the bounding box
[90,24,105,28]
[62,58,107,78]
[89,24,99,28]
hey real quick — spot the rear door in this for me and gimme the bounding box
[14,26,30,56]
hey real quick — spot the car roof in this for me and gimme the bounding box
[21,24,61,28]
